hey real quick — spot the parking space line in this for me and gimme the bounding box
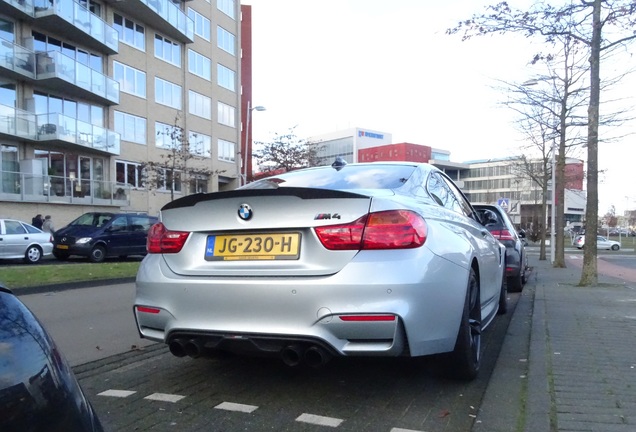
[144,393,185,403]
[97,389,136,398]
[215,401,258,413]
[296,413,343,427]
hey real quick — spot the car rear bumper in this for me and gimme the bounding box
[134,250,470,358]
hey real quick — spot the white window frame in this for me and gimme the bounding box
[188,131,211,157]
[217,64,235,91]
[217,102,236,127]
[188,8,211,41]
[218,138,235,162]
[155,121,182,149]
[154,34,181,67]
[114,111,146,145]
[188,49,211,81]
[217,26,236,55]
[113,61,146,98]
[116,160,144,188]
[155,77,182,109]
[189,90,211,119]
[113,14,145,51]
[217,0,235,19]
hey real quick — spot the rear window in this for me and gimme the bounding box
[243,164,416,190]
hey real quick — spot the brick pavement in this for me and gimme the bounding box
[476,253,636,432]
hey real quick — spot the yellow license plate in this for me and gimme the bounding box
[205,233,301,261]
[56,244,69,249]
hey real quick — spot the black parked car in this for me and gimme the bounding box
[0,285,103,432]
[474,204,528,292]
[53,212,157,263]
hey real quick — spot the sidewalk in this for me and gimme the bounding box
[475,255,636,431]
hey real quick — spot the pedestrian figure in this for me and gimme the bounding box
[42,215,55,235]
[32,214,44,229]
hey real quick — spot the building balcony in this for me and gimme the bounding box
[0,37,36,80]
[36,51,119,105]
[0,103,121,155]
[104,0,194,43]
[0,168,131,206]
[0,0,35,19]
[33,0,118,55]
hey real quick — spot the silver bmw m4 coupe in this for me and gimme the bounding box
[134,161,506,380]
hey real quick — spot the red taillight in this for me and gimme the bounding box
[490,229,515,242]
[315,210,427,250]
[146,222,190,254]
[136,306,161,314]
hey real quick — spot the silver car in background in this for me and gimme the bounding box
[134,161,506,380]
[0,218,53,264]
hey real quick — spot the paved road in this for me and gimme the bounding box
[20,282,521,432]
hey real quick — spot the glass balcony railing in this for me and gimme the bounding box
[0,0,35,16]
[33,0,118,54]
[0,103,120,155]
[142,0,194,41]
[36,112,121,155]
[0,168,131,206]
[36,51,119,104]
[0,36,36,79]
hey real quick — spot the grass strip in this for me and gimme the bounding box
[0,261,140,290]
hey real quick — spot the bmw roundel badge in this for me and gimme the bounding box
[238,203,253,221]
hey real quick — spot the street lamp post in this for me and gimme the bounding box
[241,101,266,186]
[550,139,556,264]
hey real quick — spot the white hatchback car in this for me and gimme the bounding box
[573,235,620,251]
[0,218,54,263]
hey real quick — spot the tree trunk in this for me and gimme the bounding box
[579,0,602,286]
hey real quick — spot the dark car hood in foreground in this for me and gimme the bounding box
[0,288,103,432]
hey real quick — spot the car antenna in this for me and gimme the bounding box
[331,156,347,171]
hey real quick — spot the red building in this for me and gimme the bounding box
[358,143,433,163]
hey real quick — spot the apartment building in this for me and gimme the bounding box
[0,0,242,225]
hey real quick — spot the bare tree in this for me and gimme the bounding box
[448,0,636,285]
[253,126,324,176]
[144,115,224,201]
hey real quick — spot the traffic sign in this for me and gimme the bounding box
[497,198,510,211]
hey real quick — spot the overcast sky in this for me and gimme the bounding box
[242,0,636,215]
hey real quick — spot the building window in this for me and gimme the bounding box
[116,160,143,188]
[157,168,182,192]
[217,64,235,91]
[155,77,182,109]
[155,121,181,149]
[188,131,211,157]
[114,111,146,145]
[217,0,235,19]
[217,26,235,55]
[189,90,211,119]
[188,8,211,41]
[154,34,181,67]
[113,14,145,51]
[188,49,211,80]
[190,174,208,194]
[113,61,146,98]
[217,102,235,127]
[218,138,235,162]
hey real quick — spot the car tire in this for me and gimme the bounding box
[89,245,106,263]
[447,268,481,380]
[24,245,42,264]
[53,250,70,260]
[498,270,507,315]
[611,244,620,251]
[508,271,523,293]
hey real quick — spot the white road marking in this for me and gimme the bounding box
[391,428,426,432]
[215,402,258,413]
[97,389,136,398]
[296,413,343,427]
[144,393,185,403]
